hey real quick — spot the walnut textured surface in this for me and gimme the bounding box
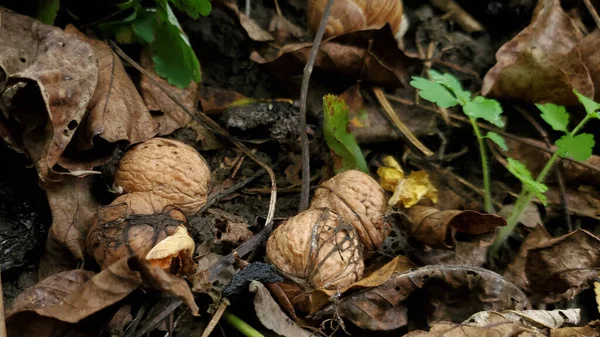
[113,137,211,216]
[266,208,364,289]
[310,170,390,251]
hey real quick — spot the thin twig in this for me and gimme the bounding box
[0,272,6,337]
[201,300,230,337]
[135,300,182,337]
[109,41,277,227]
[583,0,600,30]
[373,88,434,157]
[199,169,266,213]
[430,0,484,33]
[515,106,571,230]
[385,94,600,174]
[299,0,335,212]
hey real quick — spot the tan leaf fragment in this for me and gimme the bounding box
[146,225,195,270]
[465,308,580,329]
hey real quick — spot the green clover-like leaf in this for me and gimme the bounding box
[506,158,548,205]
[169,0,212,19]
[463,96,505,128]
[573,90,600,119]
[427,70,471,104]
[536,103,569,132]
[410,77,458,108]
[555,133,595,161]
[486,132,507,151]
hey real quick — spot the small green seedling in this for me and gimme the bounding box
[410,70,506,213]
[489,90,599,257]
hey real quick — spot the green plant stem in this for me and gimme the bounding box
[489,114,593,258]
[469,117,493,213]
[222,311,264,337]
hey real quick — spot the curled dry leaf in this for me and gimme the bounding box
[7,257,198,337]
[266,207,364,289]
[250,281,313,337]
[311,169,390,251]
[481,0,593,105]
[504,225,552,293]
[313,265,530,331]
[65,25,158,151]
[222,1,274,42]
[404,314,537,337]
[113,137,211,215]
[525,229,600,303]
[0,7,97,182]
[550,320,600,337]
[39,176,101,279]
[139,48,198,136]
[251,27,418,87]
[86,194,196,276]
[465,308,580,329]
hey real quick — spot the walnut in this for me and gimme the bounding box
[113,138,211,216]
[266,208,364,289]
[86,192,196,275]
[310,170,389,251]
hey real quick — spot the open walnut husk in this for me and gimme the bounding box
[266,208,364,289]
[310,170,390,251]
[86,192,196,275]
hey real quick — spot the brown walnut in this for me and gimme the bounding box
[113,137,211,216]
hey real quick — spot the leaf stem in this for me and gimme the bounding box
[469,117,493,213]
[489,114,593,258]
[222,311,265,337]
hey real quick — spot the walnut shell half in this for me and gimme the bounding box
[310,170,389,251]
[113,137,211,216]
[266,208,364,289]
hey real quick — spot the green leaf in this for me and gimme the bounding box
[152,0,201,88]
[573,90,600,119]
[507,158,548,205]
[427,70,471,104]
[555,133,595,161]
[486,132,508,151]
[410,77,458,108]
[463,96,505,128]
[322,94,369,174]
[169,0,212,19]
[35,0,60,25]
[536,103,569,132]
[132,9,157,43]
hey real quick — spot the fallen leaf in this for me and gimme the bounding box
[107,304,132,337]
[504,225,552,293]
[139,48,198,135]
[251,27,418,87]
[404,206,506,249]
[269,15,305,45]
[498,203,542,228]
[482,0,593,106]
[250,281,313,337]
[389,170,438,208]
[377,155,405,191]
[38,176,101,279]
[222,1,274,42]
[214,220,253,245]
[404,316,537,337]
[0,8,98,182]
[313,265,530,331]
[146,225,196,273]
[525,229,600,303]
[64,25,158,151]
[550,320,600,337]
[465,308,580,329]
[199,87,248,116]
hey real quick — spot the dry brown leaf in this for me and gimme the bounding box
[0,7,97,182]
[498,203,542,228]
[405,205,506,249]
[550,320,600,337]
[222,1,274,42]
[107,304,132,337]
[250,281,313,337]
[269,15,305,45]
[504,225,552,293]
[199,87,248,116]
[139,48,198,135]
[525,229,600,303]
[38,176,101,279]
[465,309,580,329]
[146,225,195,270]
[404,315,537,337]
[313,265,530,331]
[214,220,253,245]
[251,27,418,87]
[64,25,157,151]
[481,0,592,105]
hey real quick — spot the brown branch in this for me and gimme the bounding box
[583,0,600,30]
[299,0,335,212]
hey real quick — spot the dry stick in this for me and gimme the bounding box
[429,0,484,33]
[0,272,6,337]
[134,300,182,337]
[515,106,572,231]
[201,300,230,337]
[109,41,277,227]
[373,88,434,157]
[385,94,600,174]
[583,0,600,29]
[298,0,335,212]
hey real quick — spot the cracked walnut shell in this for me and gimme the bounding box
[113,137,211,216]
[266,208,364,289]
[310,170,389,251]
